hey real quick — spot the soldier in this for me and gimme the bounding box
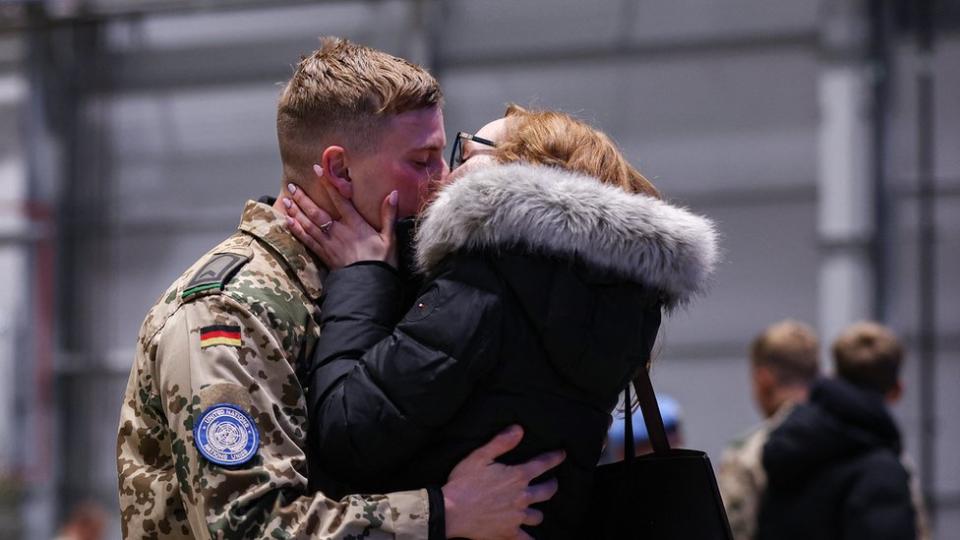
[717,320,820,540]
[117,38,563,539]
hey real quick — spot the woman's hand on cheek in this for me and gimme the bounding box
[283,182,335,265]
[282,167,398,270]
[319,173,399,269]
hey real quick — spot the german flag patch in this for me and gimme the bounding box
[200,325,242,349]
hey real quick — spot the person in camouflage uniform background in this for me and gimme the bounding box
[719,320,930,540]
[117,37,563,540]
[717,320,820,540]
[758,322,930,539]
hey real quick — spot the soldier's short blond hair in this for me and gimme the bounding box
[750,320,819,386]
[276,37,442,172]
[832,321,903,394]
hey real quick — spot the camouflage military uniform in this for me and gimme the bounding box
[717,402,796,540]
[117,200,430,539]
[902,453,932,540]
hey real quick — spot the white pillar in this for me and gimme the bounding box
[0,70,32,540]
[817,0,875,364]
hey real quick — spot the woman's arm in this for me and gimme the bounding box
[308,258,504,485]
[309,261,406,369]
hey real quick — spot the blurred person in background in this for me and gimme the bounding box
[758,321,922,540]
[282,105,719,538]
[598,393,683,464]
[116,37,563,540]
[717,319,820,540]
[52,501,107,540]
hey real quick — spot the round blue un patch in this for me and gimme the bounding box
[193,403,260,467]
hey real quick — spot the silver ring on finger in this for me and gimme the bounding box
[318,220,334,234]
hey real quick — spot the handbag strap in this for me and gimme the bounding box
[621,367,671,459]
[623,383,635,461]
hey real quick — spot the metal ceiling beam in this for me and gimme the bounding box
[0,0,366,33]
[438,31,818,71]
[97,37,310,92]
[94,30,819,94]
[72,0,355,18]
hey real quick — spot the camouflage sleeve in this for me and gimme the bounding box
[901,454,931,540]
[717,444,759,540]
[156,294,430,539]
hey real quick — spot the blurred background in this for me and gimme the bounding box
[0,0,956,538]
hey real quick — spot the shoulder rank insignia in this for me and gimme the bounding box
[182,252,249,300]
[193,403,260,467]
[200,325,242,349]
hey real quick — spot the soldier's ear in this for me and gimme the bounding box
[321,146,350,184]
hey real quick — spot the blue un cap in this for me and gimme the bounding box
[607,393,682,444]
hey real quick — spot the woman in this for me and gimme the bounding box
[285,106,718,537]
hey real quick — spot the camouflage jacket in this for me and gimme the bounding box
[901,453,932,540]
[717,402,796,540]
[117,200,431,539]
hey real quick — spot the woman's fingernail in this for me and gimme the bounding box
[282,197,292,209]
[286,217,294,227]
[287,183,297,194]
[313,164,324,177]
[389,190,398,206]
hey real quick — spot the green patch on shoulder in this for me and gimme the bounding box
[182,253,251,301]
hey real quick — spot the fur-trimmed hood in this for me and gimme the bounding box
[416,163,719,308]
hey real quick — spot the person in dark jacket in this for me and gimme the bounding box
[758,322,919,540]
[284,105,719,537]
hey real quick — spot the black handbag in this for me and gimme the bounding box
[582,369,734,539]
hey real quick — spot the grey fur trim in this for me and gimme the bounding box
[415,163,719,308]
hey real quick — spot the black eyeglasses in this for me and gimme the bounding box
[449,131,497,169]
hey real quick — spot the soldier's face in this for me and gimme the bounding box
[346,106,448,229]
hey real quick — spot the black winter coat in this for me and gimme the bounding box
[758,377,917,540]
[306,163,718,537]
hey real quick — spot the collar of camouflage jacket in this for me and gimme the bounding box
[238,200,326,300]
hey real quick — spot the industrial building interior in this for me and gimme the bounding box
[0,0,957,538]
